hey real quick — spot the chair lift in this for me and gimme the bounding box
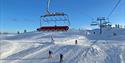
[37,0,70,31]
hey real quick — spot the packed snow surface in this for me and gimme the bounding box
[0,28,125,63]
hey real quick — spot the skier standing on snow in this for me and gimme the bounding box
[60,54,63,63]
[75,40,78,45]
[51,36,55,44]
[48,50,53,59]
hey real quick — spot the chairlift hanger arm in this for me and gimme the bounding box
[46,0,67,15]
[46,0,51,14]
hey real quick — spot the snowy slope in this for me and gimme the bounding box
[0,28,125,63]
[87,28,125,40]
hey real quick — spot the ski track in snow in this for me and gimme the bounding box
[1,44,52,63]
[64,46,86,63]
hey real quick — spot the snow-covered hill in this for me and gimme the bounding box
[0,28,125,63]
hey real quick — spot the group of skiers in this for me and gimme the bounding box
[48,50,63,63]
[48,40,78,63]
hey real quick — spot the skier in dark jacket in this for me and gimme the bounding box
[75,40,78,45]
[48,50,52,59]
[60,54,63,63]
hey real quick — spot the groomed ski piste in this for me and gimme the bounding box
[0,28,125,63]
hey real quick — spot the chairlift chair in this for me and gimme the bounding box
[37,0,70,31]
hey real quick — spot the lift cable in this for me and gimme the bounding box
[107,0,122,17]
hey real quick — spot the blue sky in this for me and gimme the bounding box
[0,0,125,33]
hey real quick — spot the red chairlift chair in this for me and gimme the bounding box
[37,12,70,31]
[37,0,70,31]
